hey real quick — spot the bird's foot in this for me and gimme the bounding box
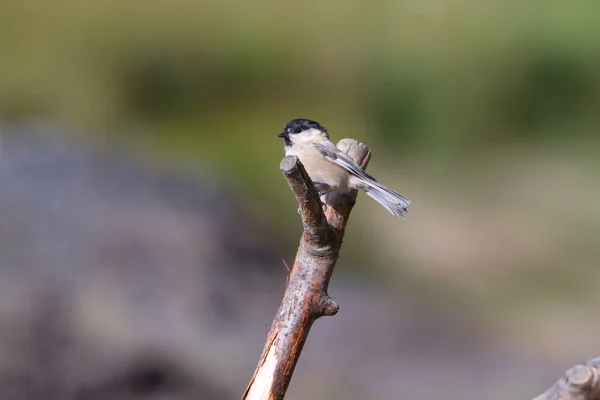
[317,190,328,212]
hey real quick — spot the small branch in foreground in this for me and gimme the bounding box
[534,357,600,400]
[242,139,371,400]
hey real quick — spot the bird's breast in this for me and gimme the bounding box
[288,144,349,192]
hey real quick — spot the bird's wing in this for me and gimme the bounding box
[312,141,376,182]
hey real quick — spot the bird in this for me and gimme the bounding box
[277,118,410,218]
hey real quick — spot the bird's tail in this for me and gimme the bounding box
[363,180,411,218]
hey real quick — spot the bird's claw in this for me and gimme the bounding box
[297,190,328,214]
[317,190,328,212]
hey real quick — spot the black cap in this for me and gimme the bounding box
[278,119,327,138]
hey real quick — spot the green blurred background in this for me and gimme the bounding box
[2,0,600,399]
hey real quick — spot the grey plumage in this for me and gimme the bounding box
[313,141,410,218]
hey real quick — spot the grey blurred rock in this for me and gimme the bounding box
[0,125,285,399]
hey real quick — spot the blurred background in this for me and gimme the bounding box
[1,0,600,399]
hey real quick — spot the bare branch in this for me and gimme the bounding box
[534,358,600,400]
[243,139,371,400]
[279,155,333,249]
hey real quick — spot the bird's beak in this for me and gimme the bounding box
[277,131,289,138]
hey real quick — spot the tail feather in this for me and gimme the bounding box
[363,181,411,218]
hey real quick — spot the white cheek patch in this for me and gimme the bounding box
[290,128,327,145]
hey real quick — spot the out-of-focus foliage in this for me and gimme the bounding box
[2,1,599,158]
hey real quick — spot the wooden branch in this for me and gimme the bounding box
[243,139,371,400]
[534,358,600,400]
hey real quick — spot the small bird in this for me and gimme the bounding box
[277,118,411,217]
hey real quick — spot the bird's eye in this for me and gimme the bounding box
[294,127,303,133]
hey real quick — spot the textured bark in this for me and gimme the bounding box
[243,139,371,400]
[534,358,600,400]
